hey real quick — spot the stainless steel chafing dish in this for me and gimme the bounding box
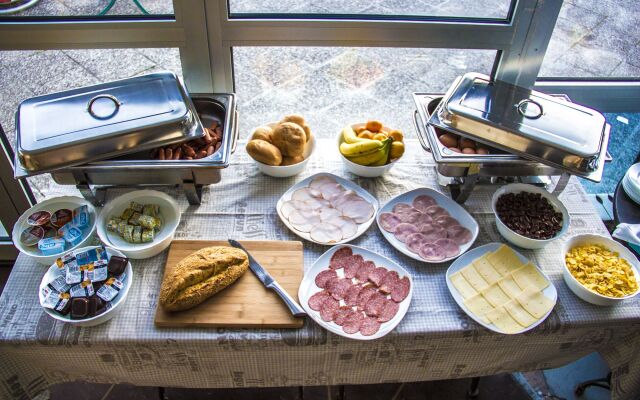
[412,73,610,203]
[13,72,238,205]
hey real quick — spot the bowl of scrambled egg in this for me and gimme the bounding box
[562,234,640,306]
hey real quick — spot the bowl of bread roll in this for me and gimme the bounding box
[245,114,315,178]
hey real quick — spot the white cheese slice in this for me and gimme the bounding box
[460,264,490,292]
[512,262,550,291]
[463,293,493,324]
[515,287,554,319]
[473,257,502,284]
[482,284,511,307]
[503,299,537,328]
[487,245,525,276]
[450,271,478,300]
[497,275,523,298]
[485,305,522,334]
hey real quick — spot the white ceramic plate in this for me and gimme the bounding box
[376,187,479,263]
[12,196,97,265]
[298,244,413,340]
[97,190,180,259]
[445,242,557,335]
[276,172,379,245]
[38,246,133,327]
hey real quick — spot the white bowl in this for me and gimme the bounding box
[12,196,97,265]
[491,183,570,249]
[337,123,403,178]
[97,190,180,259]
[562,234,640,306]
[250,122,315,178]
[38,246,133,327]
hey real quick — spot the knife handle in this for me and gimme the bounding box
[268,281,307,317]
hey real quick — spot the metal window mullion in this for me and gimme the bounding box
[206,0,234,92]
[175,0,214,92]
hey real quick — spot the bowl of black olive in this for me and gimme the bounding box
[491,184,570,249]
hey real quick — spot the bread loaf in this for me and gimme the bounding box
[159,246,249,312]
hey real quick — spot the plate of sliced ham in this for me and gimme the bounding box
[376,188,479,263]
[299,245,413,340]
[276,173,378,245]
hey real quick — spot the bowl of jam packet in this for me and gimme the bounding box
[12,196,97,265]
[38,245,133,327]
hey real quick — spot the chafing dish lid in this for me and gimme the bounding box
[15,71,203,177]
[443,73,605,158]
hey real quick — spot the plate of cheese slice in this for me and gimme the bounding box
[446,242,557,334]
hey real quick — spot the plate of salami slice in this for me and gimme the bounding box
[276,173,378,245]
[376,188,478,263]
[299,245,413,340]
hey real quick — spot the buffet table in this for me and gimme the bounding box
[1,139,639,400]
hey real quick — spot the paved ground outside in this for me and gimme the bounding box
[0,0,632,398]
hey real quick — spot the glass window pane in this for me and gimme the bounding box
[0,220,7,239]
[0,48,182,201]
[0,0,173,17]
[233,47,497,140]
[539,1,639,77]
[229,0,512,19]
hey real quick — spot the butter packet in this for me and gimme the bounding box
[70,280,94,298]
[96,276,124,302]
[46,275,72,294]
[42,290,71,314]
[82,260,108,283]
[66,263,82,285]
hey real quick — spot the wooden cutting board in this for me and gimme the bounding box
[154,240,305,328]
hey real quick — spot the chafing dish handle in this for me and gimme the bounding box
[230,110,239,154]
[412,110,432,153]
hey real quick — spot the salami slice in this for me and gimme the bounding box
[424,205,449,218]
[343,254,363,279]
[379,270,400,294]
[391,277,411,303]
[330,247,352,269]
[412,195,437,212]
[364,292,387,317]
[314,269,338,288]
[377,300,400,323]
[396,208,423,224]
[379,212,402,233]
[405,232,429,254]
[342,311,365,334]
[368,266,388,287]
[394,223,419,243]
[434,238,460,258]
[357,286,377,309]
[418,242,446,262]
[360,316,381,336]
[329,278,352,300]
[392,203,413,214]
[333,306,353,326]
[446,224,473,245]
[324,276,340,293]
[356,260,376,282]
[319,296,339,321]
[344,284,363,306]
[420,224,447,243]
[434,215,460,228]
[308,290,331,311]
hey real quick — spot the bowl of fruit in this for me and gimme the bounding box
[337,120,405,178]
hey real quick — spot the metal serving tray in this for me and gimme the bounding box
[50,94,238,205]
[14,71,203,179]
[430,73,608,181]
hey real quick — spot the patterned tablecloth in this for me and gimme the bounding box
[1,139,639,400]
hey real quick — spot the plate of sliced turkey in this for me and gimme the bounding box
[276,173,379,245]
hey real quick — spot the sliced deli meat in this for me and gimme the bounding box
[393,223,419,243]
[379,212,402,233]
[356,260,376,282]
[331,246,352,263]
[364,292,387,317]
[412,195,437,212]
[342,311,365,334]
[377,300,400,323]
[405,233,429,254]
[446,224,473,245]
[344,284,363,306]
[391,277,411,303]
[309,175,336,189]
[420,224,447,242]
[292,187,321,202]
[392,203,414,214]
[310,223,342,244]
[320,296,340,321]
[379,270,400,294]
[308,290,331,311]
[329,278,352,300]
[395,207,423,224]
[314,269,338,288]
[317,207,342,222]
[368,266,389,287]
[333,306,353,326]
[357,285,378,309]
[360,316,382,336]
[419,243,446,262]
[319,183,345,201]
[340,200,374,224]
[434,238,460,258]
[424,205,449,218]
[343,254,363,279]
[434,215,460,228]
[326,216,358,239]
[305,197,330,210]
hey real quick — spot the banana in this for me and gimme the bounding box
[347,148,387,166]
[342,126,369,144]
[339,139,383,157]
[370,138,392,166]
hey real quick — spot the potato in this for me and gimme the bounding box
[476,147,489,155]
[448,147,462,153]
[281,155,305,165]
[389,130,403,142]
[358,130,374,139]
[272,122,306,157]
[251,126,273,143]
[462,147,477,154]
[439,133,458,148]
[366,120,383,133]
[459,138,476,149]
[373,133,388,141]
[246,139,283,165]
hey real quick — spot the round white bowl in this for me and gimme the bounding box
[250,122,316,178]
[39,246,133,327]
[12,196,97,265]
[562,234,640,306]
[97,190,180,259]
[491,183,570,249]
[337,123,403,178]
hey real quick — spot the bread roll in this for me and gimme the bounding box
[272,122,306,157]
[246,139,283,165]
[251,126,273,143]
[281,114,311,142]
[281,155,305,165]
[160,246,249,312]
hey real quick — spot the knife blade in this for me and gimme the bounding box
[228,239,307,317]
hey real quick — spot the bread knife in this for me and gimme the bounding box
[228,239,307,317]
